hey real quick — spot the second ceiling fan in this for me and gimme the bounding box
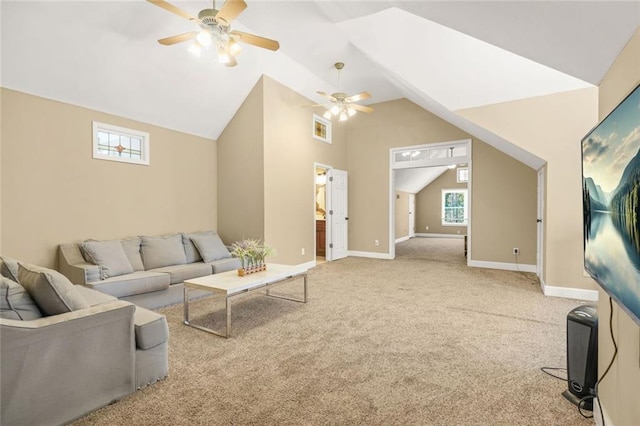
[147,0,279,67]
[311,62,374,121]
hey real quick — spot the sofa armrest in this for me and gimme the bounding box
[58,243,101,284]
[1,301,136,426]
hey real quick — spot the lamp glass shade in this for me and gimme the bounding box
[217,47,230,64]
[196,30,212,47]
[188,42,202,57]
[229,40,242,56]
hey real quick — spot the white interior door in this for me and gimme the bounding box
[536,168,545,283]
[409,194,416,238]
[328,169,348,261]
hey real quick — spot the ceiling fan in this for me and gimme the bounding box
[307,62,374,121]
[147,0,280,67]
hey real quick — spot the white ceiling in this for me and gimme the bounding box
[395,166,449,194]
[1,1,639,175]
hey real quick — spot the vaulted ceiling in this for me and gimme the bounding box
[2,1,639,171]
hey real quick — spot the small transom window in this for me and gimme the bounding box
[312,114,332,144]
[457,167,469,183]
[92,121,149,166]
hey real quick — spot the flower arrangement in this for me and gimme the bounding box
[230,238,276,276]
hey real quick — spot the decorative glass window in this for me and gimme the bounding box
[457,167,469,183]
[92,121,149,165]
[312,114,331,144]
[442,189,468,226]
[392,142,468,168]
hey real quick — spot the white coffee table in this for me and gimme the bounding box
[183,263,308,338]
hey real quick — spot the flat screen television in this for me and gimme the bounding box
[582,82,640,326]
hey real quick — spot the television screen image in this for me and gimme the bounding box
[582,83,640,326]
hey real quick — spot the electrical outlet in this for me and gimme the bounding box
[374,240,379,246]
[513,247,519,255]
[301,248,305,255]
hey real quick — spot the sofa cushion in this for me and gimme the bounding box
[0,256,20,283]
[84,271,171,299]
[208,257,242,274]
[149,263,212,285]
[82,240,134,279]
[74,285,118,306]
[191,233,231,263]
[18,263,89,316]
[134,307,169,350]
[182,231,215,263]
[121,237,145,271]
[141,234,186,270]
[0,276,43,320]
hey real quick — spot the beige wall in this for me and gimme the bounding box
[471,141,537,265]
[0,88,3,254]
[217,76,347,265]
[457,87,598,288]
[415,168,467,236]
[217,78,265,244]
[394,191,410,239]
[596,27,640,426]
[262,76,347,264]
[1,88,216,268]
[347,99,472,253]
[346,98,537,264]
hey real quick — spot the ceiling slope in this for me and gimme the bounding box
[1,1,638,144]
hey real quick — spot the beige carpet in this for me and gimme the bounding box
[73,238,592,425]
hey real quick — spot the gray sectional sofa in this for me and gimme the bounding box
[1,231,239,425]
[0,256,169,426]
[58,231,241,310]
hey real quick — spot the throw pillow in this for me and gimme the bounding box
[18,263,89,316]
[0,256,20,283]
[182,231,215,263]
[121,237,145,271]
[140,234,187,270]
[191,234,231,263]
[82,240,134,279]
[0,276,43,320]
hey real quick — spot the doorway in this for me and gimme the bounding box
[315,165,329,263]
[389,140,472,262]
[314,164,349,263]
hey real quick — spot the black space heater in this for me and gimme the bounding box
[562,304,598,411]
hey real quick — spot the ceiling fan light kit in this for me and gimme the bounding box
[310,62,373,122]
[148,0,279,67]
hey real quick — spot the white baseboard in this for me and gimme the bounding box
[415,233,464,239]
[395,236,410,243]
[543,284,599,301]
[468,260,536,273]
[348,250,394,260]
[298,260,317,269]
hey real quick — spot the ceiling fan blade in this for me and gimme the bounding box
[216,0,247,26]
[146,0,201,23]
[225,56,238,67]
[316,91,336,101]
[158,31,198,46]
[302,103,328,108]
[230,30,279,51]
[345,91,371,103]
[350,103,374,113]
